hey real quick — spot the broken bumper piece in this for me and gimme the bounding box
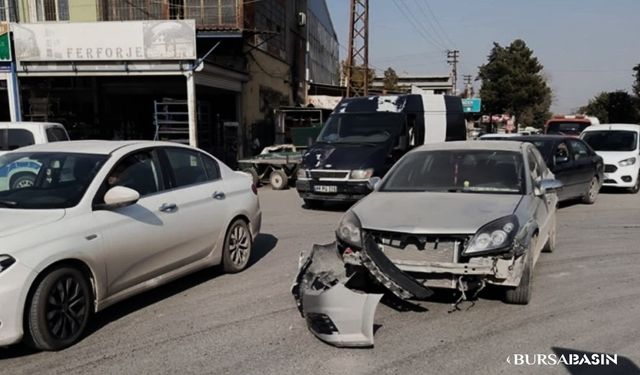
[292,238,433,348]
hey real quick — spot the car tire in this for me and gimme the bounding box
[582,176,599,204]
[10,172,36,190]
[244,168,260,187]
[542,220,556,253]
[504,236,535,305]
[222,219,252,273]
[269,170,288,190]
[25,267,92,351]
[629,173,640,194]
[303,199,322,209]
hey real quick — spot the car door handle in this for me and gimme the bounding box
[213,191,226,200]
[159,203,177,212]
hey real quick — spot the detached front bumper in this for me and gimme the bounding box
[0,262,34,347]
[296,180,370,202]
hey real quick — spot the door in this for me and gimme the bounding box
[568,139,596,194]
[93,148,189,296]
[550,141,579,199]
[527,147,553,259]
[160,147,228,261]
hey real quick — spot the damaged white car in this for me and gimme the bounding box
[293,141,562,347]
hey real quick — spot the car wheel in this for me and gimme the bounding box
[504,236,535,305]
[222,219,252,273]
[25,267,92,351]
[582,176,599,204]
[10,172,36,190]
[303,199,323,209]
[244,168,260,187]
[629,173,640,194]
[269,170,288,190]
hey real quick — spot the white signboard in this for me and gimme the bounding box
[12,20,196,62]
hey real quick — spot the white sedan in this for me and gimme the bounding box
[0,141,261,350]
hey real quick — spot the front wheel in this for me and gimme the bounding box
[26,267,92,351]
[10,172,36,190]
[504,236,536,305]
[222,219,253,273]
[582,176,599,204]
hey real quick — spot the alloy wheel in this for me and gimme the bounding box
[228,224,250,267]
[46,276,88,341]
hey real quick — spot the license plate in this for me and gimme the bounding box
[313,185,337,193]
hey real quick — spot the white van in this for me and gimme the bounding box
[581,124,640,193]
[0,122,70,189]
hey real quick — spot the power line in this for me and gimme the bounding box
[391,0,447,52]
[415,0,455,47]
[412,0,450,49]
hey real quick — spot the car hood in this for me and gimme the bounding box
[594,151,638,165]
[352,192,523,234]
[302,143,389,170]
[0,209,66,239]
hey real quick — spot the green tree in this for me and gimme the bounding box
[579,91,640,124]
[383,67,399,91]
[478,39,552,128]
[633,63,640,98]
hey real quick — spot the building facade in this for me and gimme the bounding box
[0,0,339,163]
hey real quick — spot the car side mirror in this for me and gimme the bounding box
[100,186,140,209]
[535,179,563,196]
[368,176,382,191]
[555,155,569,164]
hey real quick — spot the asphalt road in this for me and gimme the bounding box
[1,187,639,375]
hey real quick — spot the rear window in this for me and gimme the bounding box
[546,122,589,135]
[46,127,69,142]
[0,129,35,151]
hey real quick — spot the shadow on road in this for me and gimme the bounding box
[301,201,354,212]
[0,233,278,359]
[599,186,635,195]
[551,347,638,374]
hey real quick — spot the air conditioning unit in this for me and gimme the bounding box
[297,12,306,27]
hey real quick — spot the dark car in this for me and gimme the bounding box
[481,135,604,203]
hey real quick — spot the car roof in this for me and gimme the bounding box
[14,140,190,155]
[0,122,65,128]
[413,140,525,152]
[582,124,640,132]
[479,133,522,139]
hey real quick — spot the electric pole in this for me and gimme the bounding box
[447,50,459,96]
[346,0,369,97]
[463,74,472,98]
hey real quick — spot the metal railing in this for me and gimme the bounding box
[97,0,242,30]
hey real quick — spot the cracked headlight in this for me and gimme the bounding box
[336,211,363,248]
[0,255,16,273]
[350,169,374,180]
[463,215,519,256]
[618,157,636,167]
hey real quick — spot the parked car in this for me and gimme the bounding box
[0,122,70,189]
[296,94,467,208]
[0,140,261,350]
[581,124,640,193]
[293,141,562,347]
[481,135,603,203]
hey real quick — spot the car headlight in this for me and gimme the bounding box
[463,215,519,256]
[0,254,16,273]
[297,168,309,179]
[336,211,363,248]
[350,168,374,180]
[618,157,636,167]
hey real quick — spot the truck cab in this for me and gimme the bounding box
[295,94,466,207]
[544,115,600,136]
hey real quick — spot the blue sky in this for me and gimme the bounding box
[325,0,640,113]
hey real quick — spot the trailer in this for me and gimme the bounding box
[238,145,303,190]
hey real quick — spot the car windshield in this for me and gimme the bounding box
[0,152,108,209]
[317,113,404,144]
[582,130,638,152]
[381,150,525,194]
[546,122,589,135]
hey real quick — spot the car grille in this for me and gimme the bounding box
[310,170,349,180]
[367,230,467,264]
[605,164,617,173]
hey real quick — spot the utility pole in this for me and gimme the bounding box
[346,0,369,97]
[447,49,459,96]
[463,74,472,98]
[2,0,21,121]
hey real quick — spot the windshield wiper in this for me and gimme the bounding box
[0,200,19,208]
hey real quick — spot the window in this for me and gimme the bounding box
[569,140,590,161]
[0,129,35,151]
[46,127,69,142]
[29,0,69,22]
[554,142,571,164]
[164,148,210,188]
[106,151,162,197]
[202,155,220,181]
